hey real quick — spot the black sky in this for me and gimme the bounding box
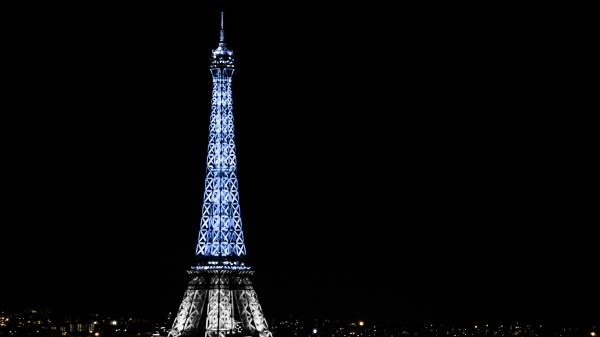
[2,2,597,324]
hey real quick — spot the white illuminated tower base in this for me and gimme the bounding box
[167,13,272,337]
[169,269,271,337]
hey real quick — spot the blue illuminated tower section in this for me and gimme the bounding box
[195,16,246,258]
[168,12,272,337]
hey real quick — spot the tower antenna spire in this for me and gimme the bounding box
[219,11,225,43]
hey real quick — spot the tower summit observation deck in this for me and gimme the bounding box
[167,12,273,337]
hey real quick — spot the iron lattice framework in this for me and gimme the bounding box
[168,13,272,337]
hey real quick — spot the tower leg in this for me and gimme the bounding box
[240,277,272,337]
[233,288,255,333]
[168,277,208,337]
[205,275,234,337]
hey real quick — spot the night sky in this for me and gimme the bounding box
[2,2,597,324]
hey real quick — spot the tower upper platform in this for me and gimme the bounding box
[210,12,234,69]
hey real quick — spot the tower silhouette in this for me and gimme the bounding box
[168,12,272,337]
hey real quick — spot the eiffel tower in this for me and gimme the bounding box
[167,12,273,337]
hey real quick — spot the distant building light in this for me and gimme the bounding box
[358,321,365,327]
[590,332,596,337]
[312,328,317,334]
[110,320,118,326]
[94,333,100,337]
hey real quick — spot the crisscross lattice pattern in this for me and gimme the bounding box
[196,67,247,257]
